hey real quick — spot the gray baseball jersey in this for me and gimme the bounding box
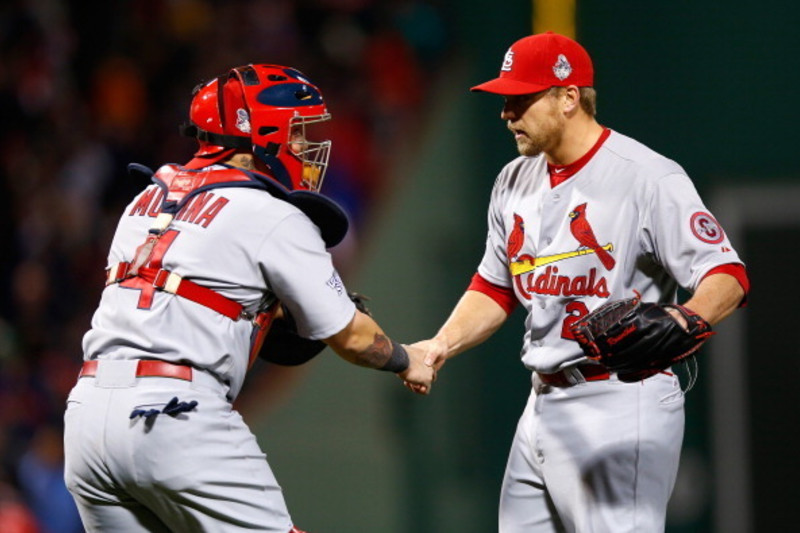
[82,167,355,400]
[66,163,354,532]
[477,129,743,373]
[475,129,745,531]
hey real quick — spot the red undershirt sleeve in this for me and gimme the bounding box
[701,263,750,307]
[467,273,518,315]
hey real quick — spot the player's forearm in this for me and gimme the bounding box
[324,310,408,371]
[683,272,745,326]
[434,290,509,359]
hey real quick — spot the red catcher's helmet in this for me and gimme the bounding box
[184,77,244,161]
[182,64,332,192]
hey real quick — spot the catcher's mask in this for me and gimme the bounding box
[181,64,332,192]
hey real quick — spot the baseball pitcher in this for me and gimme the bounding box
[411,33,749,532]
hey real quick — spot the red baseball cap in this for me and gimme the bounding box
[471,32,594,95]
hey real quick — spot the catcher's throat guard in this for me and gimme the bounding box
[570,296,714,383]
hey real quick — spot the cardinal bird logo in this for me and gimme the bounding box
[507,213,525,261]
[568,203,616,271]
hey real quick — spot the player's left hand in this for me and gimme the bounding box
[571,297,714,382]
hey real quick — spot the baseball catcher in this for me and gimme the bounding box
[63,63,434,533]
[570,294,715,382]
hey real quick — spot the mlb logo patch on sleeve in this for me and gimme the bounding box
[326,270,344,295]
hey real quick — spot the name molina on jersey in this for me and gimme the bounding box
[128,187,229,228]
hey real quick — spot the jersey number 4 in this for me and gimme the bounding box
[120,229,180,309]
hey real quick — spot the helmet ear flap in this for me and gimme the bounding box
[220,76,251,138]
[183,75,252,164]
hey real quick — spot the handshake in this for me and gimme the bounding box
[257,292,450,394]
[258,293,450,396]
[397,338,448,396]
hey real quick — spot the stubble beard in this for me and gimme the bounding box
[514,104,565,158]
[516,135,547,157]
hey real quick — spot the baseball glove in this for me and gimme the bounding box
[259,291,373,366]
[570,296,714,382]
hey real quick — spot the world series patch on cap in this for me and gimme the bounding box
[471,31,594,95]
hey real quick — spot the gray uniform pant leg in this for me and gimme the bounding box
[64,367,293,532]
[499,373,685,533]
[499,388,565,533]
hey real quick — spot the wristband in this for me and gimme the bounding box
[380,340,410,373]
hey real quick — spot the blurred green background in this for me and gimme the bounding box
[1,1,797,532]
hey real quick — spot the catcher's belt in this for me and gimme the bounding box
[79,359,193,381]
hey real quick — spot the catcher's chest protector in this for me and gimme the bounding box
[111,163,290,367]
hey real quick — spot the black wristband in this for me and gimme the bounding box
[380,340,410,373]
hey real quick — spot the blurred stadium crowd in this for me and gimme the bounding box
[0,1,449,530]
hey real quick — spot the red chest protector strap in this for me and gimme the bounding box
[106,261,245,321]
[106,260,277,369]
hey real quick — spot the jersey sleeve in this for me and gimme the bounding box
[477,176,513,288]
[257,212,356,340]
[467,272,518,314]
[642,173,745,293]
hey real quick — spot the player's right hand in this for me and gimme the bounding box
[398,343,436,395]
[413,337,449,371]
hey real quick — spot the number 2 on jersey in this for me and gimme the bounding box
[561,301,589,340]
